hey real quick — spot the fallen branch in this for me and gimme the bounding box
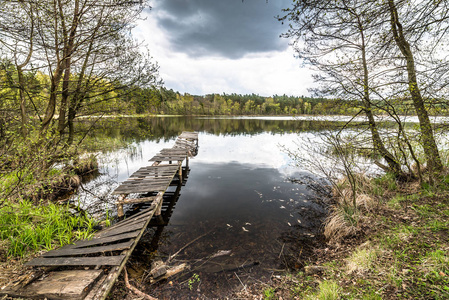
[150,263,188,284]
[167,230,212,263]
[124,266,157,300]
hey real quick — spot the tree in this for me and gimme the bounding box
[281,0,404,176]
[0,0,161,143]
[381,0,448,173]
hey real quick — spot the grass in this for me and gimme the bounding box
[263,287,276,300]
[0,199,97,257]
[346,246,378,274]
[304,281,340,300]
[240,172,449,300]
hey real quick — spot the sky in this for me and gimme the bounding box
[134,0,314,97]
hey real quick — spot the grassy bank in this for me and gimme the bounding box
[0,150,101,288]
[0,143,100,259]
[0,200,97,258]
[236,173,449,299]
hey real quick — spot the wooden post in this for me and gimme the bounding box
[154,192,164,216]
[116,194,127,218]
[178,161,183,184]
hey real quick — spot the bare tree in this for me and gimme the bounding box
[281,0,404,177]
[380,0,449,173]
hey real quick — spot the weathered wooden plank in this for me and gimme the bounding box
[42,240,134,257]
[128,175,174,180]
[26,255,126,266]
[149,155,186,161]
[160,148,189,154]
[101,215,149,234]
[117,177,173,184]
[109,207,156,227]
[131,167,177,173]
[113,182,170,190]
[113,186,168,194]
[131,169,176,174]
[114,183,169,190]
[179,132,198,139]
[2,270,104,300]
[116,182,170,189]
[119,198,157,205]
[64,230,141,249]
[121,178,173,184]
[96,221,147,238]
[131,166,178,174]
[101,208,154,233]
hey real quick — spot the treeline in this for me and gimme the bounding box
[126,87,449,116]
[125,87,358,115]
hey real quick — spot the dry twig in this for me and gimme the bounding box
[167,230,212,263]
[124,266,157,300]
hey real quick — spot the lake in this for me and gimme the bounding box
[73,116,343,298]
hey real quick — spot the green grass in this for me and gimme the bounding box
[374,172,397,192]
[263,287,276,300]
[0,199,97,257]
[304,281,340,300]
[346,247,378,273]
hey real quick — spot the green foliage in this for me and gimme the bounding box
[188,273,200,291]
[263,287,276,300]
[305,281,341,300]
[0,200,97,257]
[128,88,352,116]
[374,173,397,192]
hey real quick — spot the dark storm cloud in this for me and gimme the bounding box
[153,0,290,59]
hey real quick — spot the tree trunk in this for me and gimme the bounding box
[388,0,442,173]
[41,66,63,132]
[58,0,79,136]
[358,13,404,177]
[17,66,29,137]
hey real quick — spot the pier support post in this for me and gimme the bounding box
[116,194,127,218]
[178,161,183,184]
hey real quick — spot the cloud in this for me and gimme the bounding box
[150,0,290,59]
[157,50,314,96]
[134,0,314,96]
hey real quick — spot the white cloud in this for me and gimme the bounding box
[134,6,314,96]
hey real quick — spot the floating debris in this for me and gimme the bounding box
[280,206,286,209]
[254,190,263,198]
[242,227,249,232]
[287,222,291,226]
[210,250,232,258]
[244,222,252,226]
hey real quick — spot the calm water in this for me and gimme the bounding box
[73,116,339,298]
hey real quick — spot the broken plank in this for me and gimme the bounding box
[96,221,148,238]
[26,255,126,267]
[42,240,134,257]
[62,230,141,249]
[2,270,104,300]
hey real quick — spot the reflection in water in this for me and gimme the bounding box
[72,116,332,297]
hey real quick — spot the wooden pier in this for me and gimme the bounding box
[1,132,198,300]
